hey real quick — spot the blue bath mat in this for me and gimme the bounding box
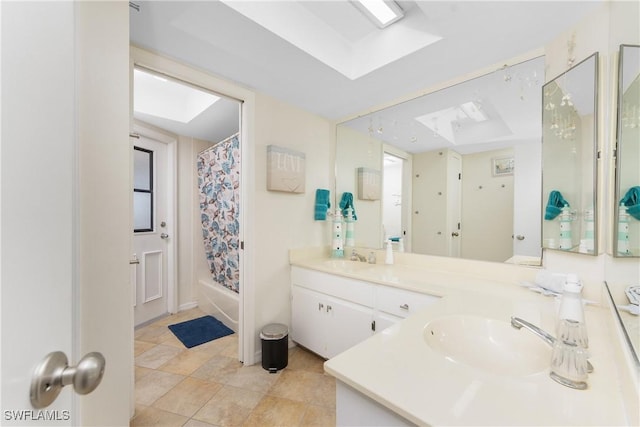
[168,315,234,348]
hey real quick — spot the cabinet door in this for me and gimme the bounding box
[373,312,402,334]
[325,296,373,359]
[291,285,326,356]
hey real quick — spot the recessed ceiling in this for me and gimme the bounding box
[130,0,601,133]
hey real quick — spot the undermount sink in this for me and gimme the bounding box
[424,315,550,376]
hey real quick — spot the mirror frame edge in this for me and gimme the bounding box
[613,44,640,258]
[541,52,600,257]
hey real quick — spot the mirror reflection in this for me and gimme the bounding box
[336,56,544,265]
[541,53,598,255]
[615,44,640,257]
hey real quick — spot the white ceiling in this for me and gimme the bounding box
[129,1,601,143]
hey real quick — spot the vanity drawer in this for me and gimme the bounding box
[376,286,439,318]
[291,266,374,307]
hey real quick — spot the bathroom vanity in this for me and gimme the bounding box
[290,250,635,426]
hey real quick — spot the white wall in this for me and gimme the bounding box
[461,148,514,262]
[253,93,334,355]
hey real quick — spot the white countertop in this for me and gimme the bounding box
[290,254,631,426]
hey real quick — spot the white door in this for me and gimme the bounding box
[1,2,131,425]
[447,153,462,257]
[133,136,170,326]
[325,296,373,359]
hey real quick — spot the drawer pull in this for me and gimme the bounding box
[400,303,409,310]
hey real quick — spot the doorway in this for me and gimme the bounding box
[131,63,243,352]
[382,149,412,251]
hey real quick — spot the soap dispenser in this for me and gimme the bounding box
[385,239,394,265]
[549,273,589,389]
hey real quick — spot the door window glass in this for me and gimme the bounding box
[133,146,153,232]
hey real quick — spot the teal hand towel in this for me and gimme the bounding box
[545,190,569,220]
[314,189,331,220]
[339,192,357,220]
[620,186,640,220]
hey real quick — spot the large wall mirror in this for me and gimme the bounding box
[336,56,544,265]
[541,53,598,255]
[614,44,640,257]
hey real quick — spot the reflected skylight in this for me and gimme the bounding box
[134,69,220,123]
[415,101,489,143]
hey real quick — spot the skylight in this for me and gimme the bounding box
[353,0,404,28]
[133,69,220,123]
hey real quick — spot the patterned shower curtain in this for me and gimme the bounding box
[196,134,240,293]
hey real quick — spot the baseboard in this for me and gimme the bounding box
[179,301,198,312]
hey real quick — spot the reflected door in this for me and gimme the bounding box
[448,153,462,257]
[513,143,542,257]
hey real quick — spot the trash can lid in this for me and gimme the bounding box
[261,323,288,340]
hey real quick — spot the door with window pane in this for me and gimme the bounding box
[133,136,168,326]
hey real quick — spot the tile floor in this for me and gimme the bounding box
[132,308,336,427]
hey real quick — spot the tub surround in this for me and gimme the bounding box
[289,248,637,426]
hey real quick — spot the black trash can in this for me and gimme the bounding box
[261,323,288,373]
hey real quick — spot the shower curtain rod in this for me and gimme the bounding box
[198,132,240,156]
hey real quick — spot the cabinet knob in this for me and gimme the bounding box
[400,303,409,310]
[318,303,324,311]
[326,305,332,312]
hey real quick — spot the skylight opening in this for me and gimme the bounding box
[133,69,220,123]
[353,0,404,28]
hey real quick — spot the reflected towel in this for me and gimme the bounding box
[314,189,331,220]
[620,186,640,220]
[544,190,569,220]
[339,192,357,220]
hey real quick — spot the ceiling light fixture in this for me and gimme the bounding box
[133,69,220,123]
[352,0,404,28]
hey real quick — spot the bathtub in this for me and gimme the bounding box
[198,279,239,332]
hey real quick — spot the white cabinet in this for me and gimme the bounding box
[290,266,440,358]
[291,285,373,359]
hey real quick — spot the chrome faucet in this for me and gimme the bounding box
[510,316,593,373]
[350,249,367,262]
[510,317,555,346]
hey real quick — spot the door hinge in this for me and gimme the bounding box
[458,222,461,230]
[458,173,461,180]
[371,320,376,332]
[240,241,244,250]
